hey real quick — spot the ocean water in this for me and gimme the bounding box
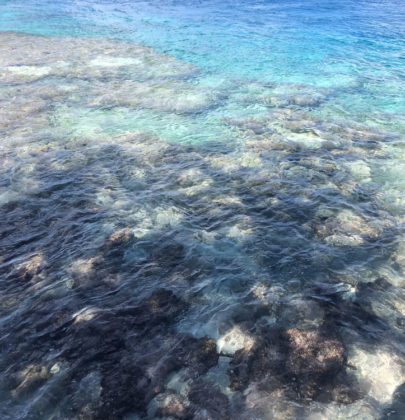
[0,0,405,418]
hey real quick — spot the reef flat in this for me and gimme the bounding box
[0,30,405,420]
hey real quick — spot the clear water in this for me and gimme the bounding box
[0,0,405,418]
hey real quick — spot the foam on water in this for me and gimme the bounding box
[0,1,404,419]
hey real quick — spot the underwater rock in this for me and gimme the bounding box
[318,377,362,405]
[34,289,188,368]
[179,336,219,376]
[68,256,102,277]
[308,397,379,420]
[225,217,255,240]
[226,111,333,151]
[149,391,191,419]
[205,154,240,172]
[106,227,133,245]
[102,227,134,251]
[176,168,213,196]
[0,32,196,82]
[154,206,184,228]
[217,325,255,356]
[88,80,224,114]
[345,159,371,181]
[233,81,327,109]
[11,290,198,417]
[279,298,325,329]
[314,209,383,246]
[348,346,405,404]
[118,288,188,327]
[228,327,285,392]
[349,277,405,331]
[225,116,273,135]
[239,380,299,419]
[127,335,219,416]
[96,357,149,419]
[13,254,46,282]
[8,364,50,398]
[284,132,328,149]
[151,242,186,266]
[72,373,102,417]
[0,65,52,83]
[0,96,49,132]
[284,328,344,398]
[228,325,349,401]
[393,241,405,271]
[290,93,324,107]
[188,379,231,420]
[177,168,207,188]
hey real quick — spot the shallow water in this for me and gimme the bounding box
[0,1,405,419]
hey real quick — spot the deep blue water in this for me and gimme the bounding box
[0,0,405,419]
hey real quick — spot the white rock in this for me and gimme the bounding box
[155,206,184,228]
[348,347,405,404]
[50,363,61,374]
[308,398,378,420]
[217,326,255,355]
[73,307,102,323]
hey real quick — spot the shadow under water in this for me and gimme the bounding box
[0,32,405,419]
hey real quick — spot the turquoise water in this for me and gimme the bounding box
[1,0,404,130]
[0,0,405,419]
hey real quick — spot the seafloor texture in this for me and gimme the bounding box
[0,26,405,420]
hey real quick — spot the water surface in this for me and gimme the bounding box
[0,0,405,419]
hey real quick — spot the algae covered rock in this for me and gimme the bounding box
[228,325,353,402]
